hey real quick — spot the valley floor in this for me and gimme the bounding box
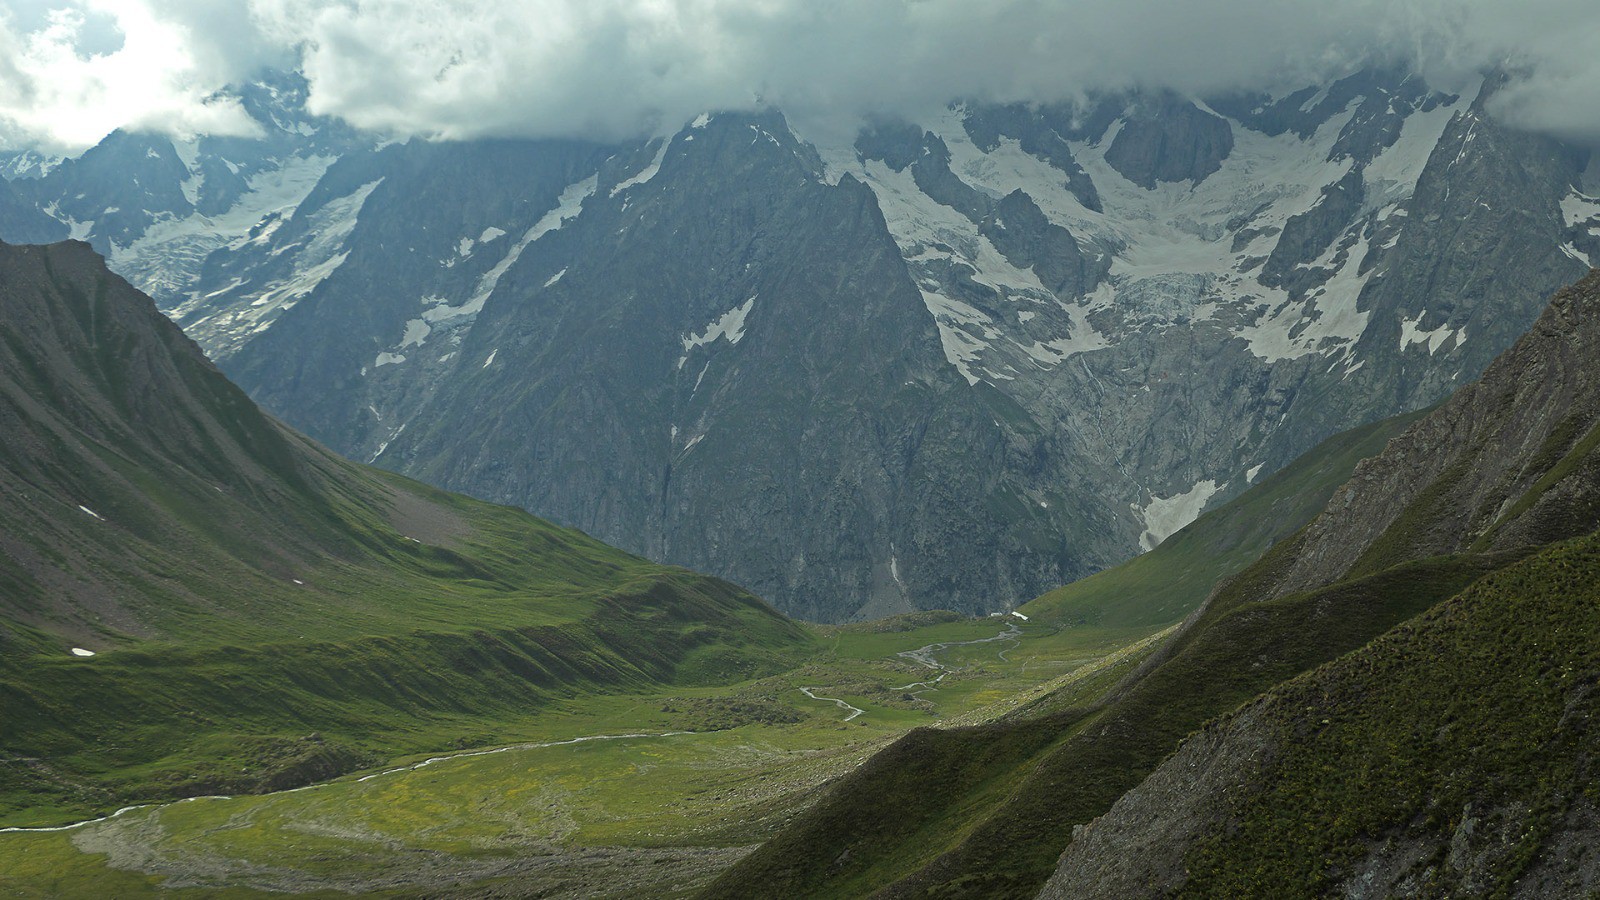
[0,617,1167,898]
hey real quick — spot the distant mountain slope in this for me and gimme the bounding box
[1022,408,1425,628]
[3,68,1594,622]
[703,269,1600,899]
[0,177,65,245]
[0,240,813,825]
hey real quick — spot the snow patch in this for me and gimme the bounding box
[399,318,431,348]
[370,423,406,461]
[610,139,670,197]
[123,154,340,309]
[831,153,1107,383]
[678,296,756,367]
[374,352,407,367]
[482,349,498,368]
[1136,479,1220,551]
[1247,463,1265,483]
[478,226,507,243]
[1398,313,1467,355]
[175,173,379,354]
[77,505,103,521]
[422,175,597,329]
[70,648,95,657]
[1561,190,1600,229]
[543,267,567,288]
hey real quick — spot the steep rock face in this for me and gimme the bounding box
[0,177,67,244]
[1103,93,1234,189]
[1039,269,1600,900]
[225,113,1111,621]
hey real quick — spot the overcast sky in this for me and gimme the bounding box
[2,0,1598,155]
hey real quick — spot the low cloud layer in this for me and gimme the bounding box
[3,0,1599,154]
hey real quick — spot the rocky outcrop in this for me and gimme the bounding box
[1260,166,1365,296]
[1104,93,1234,188]
[960,102,1104,212]
[1271,268,1600,598]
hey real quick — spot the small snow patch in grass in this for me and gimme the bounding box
[1010,611,1030,621]
[78,505,103,520]
[478,226,506,243]
[70,648,95,657]
[483,349,498,368]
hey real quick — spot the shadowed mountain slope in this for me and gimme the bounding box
[0,240,813,825]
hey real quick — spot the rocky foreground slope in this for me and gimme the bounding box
[1040,270,1600,898]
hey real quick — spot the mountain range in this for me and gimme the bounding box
[4,68,1596,621]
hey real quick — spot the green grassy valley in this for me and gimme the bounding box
[5,234,1597,900]
[0,612,1167,897]
[0,238,1415,895]
[0,240,814,832]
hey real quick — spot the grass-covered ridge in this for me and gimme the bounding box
[0,464,817,826]
[1172,529,1600,897]
[0,240,816,825]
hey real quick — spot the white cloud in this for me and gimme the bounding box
[4,0,1600,153]
[0,0,267,153]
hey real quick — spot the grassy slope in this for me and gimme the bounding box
[1023,410,1425,628]
[0,242,817,824]
[703,538,1522,899]
[0,611,1163,898]
[1177,529,1600,898]
[0,461,817,826]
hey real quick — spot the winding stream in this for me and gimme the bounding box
[800,620,1026,719]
